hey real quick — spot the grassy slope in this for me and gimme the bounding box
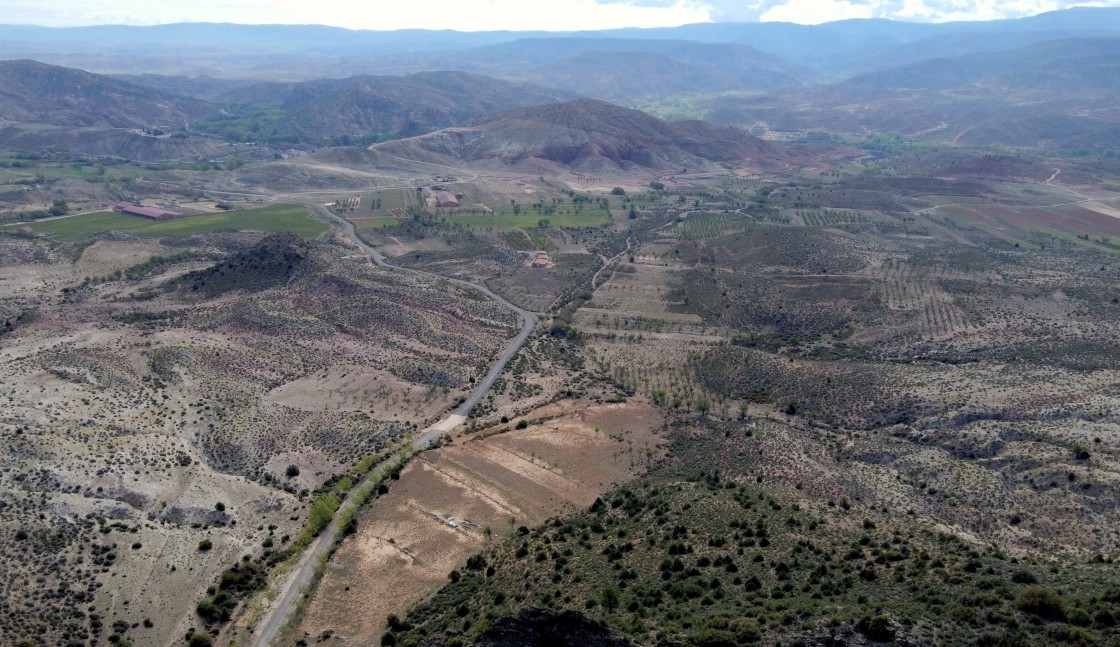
[3,204,328,241]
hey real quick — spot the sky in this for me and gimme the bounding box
[1,0,1117,29]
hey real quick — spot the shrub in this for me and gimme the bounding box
[856,613,895,641]
[1017,586,1065,620]
[286,464,300,478]
[198,539,213,551]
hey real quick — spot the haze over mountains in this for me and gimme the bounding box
[0,7,1118,159]
[703,37,1120,147]
[2,7,1119,78]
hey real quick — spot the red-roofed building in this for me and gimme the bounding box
[432,191,459,208]
[115,202,183,221]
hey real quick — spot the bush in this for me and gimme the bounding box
[690,628,736,647]
[611,187,626,196]
[856,613,895,641]
[1011,570,1037,584]
[198,539,213,551]
[1017,586,1065,620]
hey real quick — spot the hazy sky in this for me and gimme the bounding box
[2,0,1117,29]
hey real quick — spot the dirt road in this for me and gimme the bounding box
[247,203,537,647]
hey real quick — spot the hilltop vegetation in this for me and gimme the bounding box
[392,425,1120,647]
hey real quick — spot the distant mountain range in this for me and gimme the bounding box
[703,37,1120,148]
[0,7,1117,78]
[1,7,1119,159]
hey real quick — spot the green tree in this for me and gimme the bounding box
[601,585,620,611]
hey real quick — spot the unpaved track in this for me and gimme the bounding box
[248,202,536,647]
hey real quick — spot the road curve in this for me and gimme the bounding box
[248,202,537,647]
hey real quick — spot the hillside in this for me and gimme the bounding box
[193,71,569,143]
[370,98,775,175]
[392,423,1120,647]
[175,232,313,297]
[0,59,218,129]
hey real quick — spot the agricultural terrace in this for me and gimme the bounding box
[444,207,610,229]
[1,203,328,241]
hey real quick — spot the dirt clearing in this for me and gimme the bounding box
[286,401,664,646]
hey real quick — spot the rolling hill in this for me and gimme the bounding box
[369,98,775,176]
[0,59,218,129]
[192,71,570,143]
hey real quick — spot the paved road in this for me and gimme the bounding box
[248,203,537,647]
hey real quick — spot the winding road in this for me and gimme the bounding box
[248,202,537,647]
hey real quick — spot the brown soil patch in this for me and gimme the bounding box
[77,238,175,278]
[288,401,664,646]
[265,364,458,421]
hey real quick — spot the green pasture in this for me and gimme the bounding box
[351,216,400,229]
[375,189,406,210]
[3,204,328,241]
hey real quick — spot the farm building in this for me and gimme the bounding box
[432,191,459,208]
[114,202,183,221]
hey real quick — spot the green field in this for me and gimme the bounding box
[675,214,752,240]
[375,189,406,211]
[351,216,400,229]
[2,204,328,241]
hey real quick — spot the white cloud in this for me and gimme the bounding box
[604,0,1120,22]
[2,0,1118,28]
[0,0,710,30]
[759,0,878,23]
